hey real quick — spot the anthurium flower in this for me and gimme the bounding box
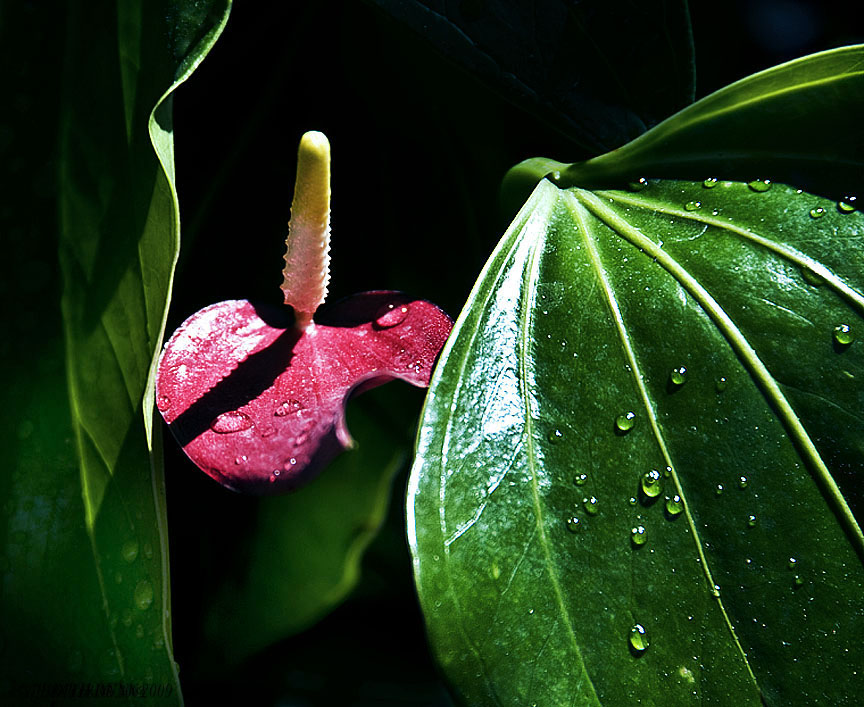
[156,132,452,493]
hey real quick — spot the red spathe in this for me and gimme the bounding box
[156,291,452,494]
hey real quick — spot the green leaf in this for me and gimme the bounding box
[365,0,695,154]
[505,44,864,205]
[410,176,864,704]
[201,386,420,666]
[0,0,229,699]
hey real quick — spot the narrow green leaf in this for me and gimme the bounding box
[0,0,229,700]
[201,386,420,666]
[410,178,864,704]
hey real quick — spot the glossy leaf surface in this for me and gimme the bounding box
[366,0,695,153]
[505,44,864,200]
[0,0,230,699]
[410,178,864,704]
[157,292,452,494]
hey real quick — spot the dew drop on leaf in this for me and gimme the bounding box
[702,177,718,189]
[715,484,724,495]
[629,624,649,652]
[738,475,749,489]
[628,177,648,192]
[121,540,139,564]
[134,580,154,611]
[641,469,663,497]
[809,207,826,219]
[669,365,688,386]
[375,303,410,328]
[665,494,684,516]
[837,196,858,213]
[747,514,759,528]
[615,411,636,432]
[583,496,599,515]
[788,557,798,570]
[801,266,824,286]
[684,200,702,211]
[210,411,253,434]
[548,428,564,444]
[834,324,854,345]
[715,376,728,393]
[748,179,772,192]
[631,526,647,546]
[573,473,588,486]
[566,517,582,533]
[793,575,805,589]
[234,455,248,465]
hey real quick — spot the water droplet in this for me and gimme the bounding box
[665,494,684,516]
[548,428,564,444]
[121,540,139,564]
[715,376,728,393]
[801,266,824,286]
[234,455,248,465]
[583,496,599,515]
[703,177,718,189]
[711,584,721,597]
[748,179,772,193]
[134,580,154,611]
[641,469,663,498]
[809,207,826,219]
[273,469,281,477]
[156,394,170,410]
[715,484,724,495]
[566,517,582,533]
[738,476,749,489]
[375,303,410,328]
[283,458,297,470]
[684,200,702,212]
[669,366,688,386]
[210,411,253,434]
[629,177,649,192]
[747,514,759,528]
[793,575,805,589]
[615,411,636,433]
[628,496,638,506]
[574,473,588,486]
[834,324,854,346]
[629,624,649,652]
[837,196,858,213]
[788,557,798,570]
[274,399,303,417]
[631,526,647,546]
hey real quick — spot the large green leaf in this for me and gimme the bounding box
[503,44,864,207]
[411,174,864,704]
[0,0,229,701]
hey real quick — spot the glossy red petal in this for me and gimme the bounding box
[156,291,452,494]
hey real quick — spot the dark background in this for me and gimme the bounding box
[3,1,862,705]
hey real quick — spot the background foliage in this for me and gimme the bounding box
[1,1,861,705]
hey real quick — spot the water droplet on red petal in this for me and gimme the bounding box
[210,411,253,434]
[375,303,410,328]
